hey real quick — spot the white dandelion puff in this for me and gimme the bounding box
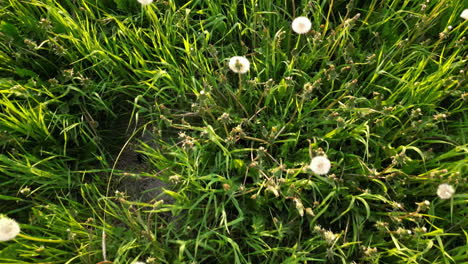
[0,217,21,242]
[228,56,250,74]
[437,183,455,199]
[461,9,468,20]
[310,156,331,175]
[292,16,312,34]
[133,262,146,264]
[137,0,153,5]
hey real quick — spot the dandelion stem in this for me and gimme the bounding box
[228,89,249,117]
[140,7,144,28]
[294,35,301,50]
[18,233,66,243]
[238,73,242,94]
[291,0,296,18]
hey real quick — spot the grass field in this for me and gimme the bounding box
[0,0,467,263]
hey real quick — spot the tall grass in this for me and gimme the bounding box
[0,0,466,263]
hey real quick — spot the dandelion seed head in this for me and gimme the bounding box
[137,0,153,5]
[0,217,20,242]
[461,9,468,20]
[437,183,455,199]
[228,56,250,74]
[292,16,312,34]
[310,156,331,175]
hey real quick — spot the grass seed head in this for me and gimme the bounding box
[292,16,312,34]
[323,230,337,245]
[218,112,232,124]
[416,200,430,212]
[222,183,231,191]
[0,217,20,242]
[305,207,315,216]
[293,198,304,216]
[395,227,412,236]
[363,246,378,257]
[19,186,31,195]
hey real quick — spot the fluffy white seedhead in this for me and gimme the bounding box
[292,16,312,34]
[0,217,20,242]
[228,56,250,74]
[137,0,153,5]
[437,183,455,200]
[461,9,468,20]
[310,156,331,175]
[133,262,146,264]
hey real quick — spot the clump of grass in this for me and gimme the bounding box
[1,0,466,263]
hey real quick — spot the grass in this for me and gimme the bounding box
[0,0,467,263]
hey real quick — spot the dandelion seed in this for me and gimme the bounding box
[461,9,468,20]
[228,56,250,74]
[292,16,312,34]
[137,0,153,5]
[0,217,21,242]
[134,261,146,264]
[309,156,331,175]
[437,183,455,199]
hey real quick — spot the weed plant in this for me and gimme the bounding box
[0,0,467,263]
